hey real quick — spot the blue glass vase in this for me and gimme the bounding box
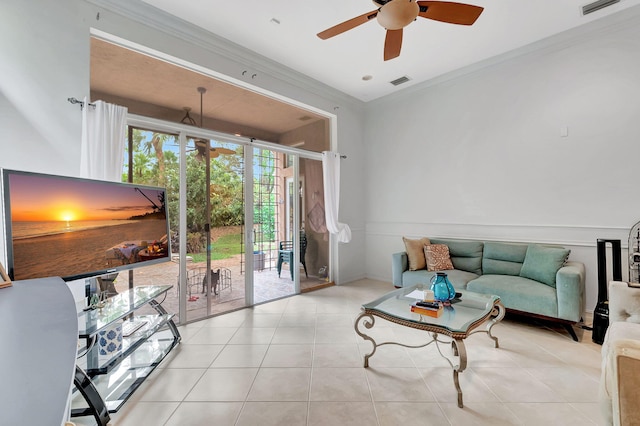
[430,272,456,302]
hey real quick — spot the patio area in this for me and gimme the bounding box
[110,254,332,323]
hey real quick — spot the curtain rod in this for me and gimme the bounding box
[67,97,95,109]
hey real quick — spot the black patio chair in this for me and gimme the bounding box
[277,232,308,280]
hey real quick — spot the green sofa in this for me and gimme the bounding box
[392,238,586,340]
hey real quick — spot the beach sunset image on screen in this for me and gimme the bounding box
[4,171,170,281]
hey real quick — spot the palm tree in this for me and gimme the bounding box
[132,152,151,179]
[144,133,170,185]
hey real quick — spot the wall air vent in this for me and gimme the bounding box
[582,0,620,15]
[390,76,411,86]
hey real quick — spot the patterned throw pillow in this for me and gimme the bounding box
[403,237,431,271]
[424,244,454,272]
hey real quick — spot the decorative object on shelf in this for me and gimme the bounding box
[430,272,456,302]
[0,262,12,289]
[423,289,435,302]
[98,323,123,355]
[411,301,443,318]
[89,290,108,310]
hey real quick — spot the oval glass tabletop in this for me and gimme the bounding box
[361,285,500,334]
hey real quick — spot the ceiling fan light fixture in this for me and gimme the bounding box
[377,0,420,30]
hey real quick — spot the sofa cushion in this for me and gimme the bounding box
[482,241,528,276]
[402,236,430,271]
[424,244,454,271]
[430,238,483,275]
[519,245,570,288]
[401,269,479,290]
[467,274,558,318]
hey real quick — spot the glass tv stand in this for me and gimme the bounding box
[71,285,181,425]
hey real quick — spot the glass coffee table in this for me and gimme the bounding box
[354,285,505,408]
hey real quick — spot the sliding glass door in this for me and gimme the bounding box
[121,121,331,324]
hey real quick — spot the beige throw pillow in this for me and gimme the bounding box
[403,237,431,271]
[425,244,454,272]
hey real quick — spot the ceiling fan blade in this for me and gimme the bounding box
[211,147,236,155]
[384,29,403,61]
[317,10,378,40]
[417,1,484,25]
[195,140,236,155]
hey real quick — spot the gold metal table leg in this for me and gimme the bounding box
[451,338,467,408]
[487,302,506,348]
[354,311,377,368]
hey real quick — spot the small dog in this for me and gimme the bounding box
[202,268,220,294]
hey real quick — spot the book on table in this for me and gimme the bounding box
[410,301,443,318]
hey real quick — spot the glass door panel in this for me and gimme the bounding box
[300,158,331,290]
[185,137,245,322]
[252,147,295,303]
[116,128,181,322]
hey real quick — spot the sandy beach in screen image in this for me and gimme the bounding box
[11,220,169,280]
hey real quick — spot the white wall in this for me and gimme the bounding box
[0,0,366,285]
[8,1,639,310]
[364,8,640,314]
[0,0,86,175]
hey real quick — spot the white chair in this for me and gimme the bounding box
[600,281,640,425]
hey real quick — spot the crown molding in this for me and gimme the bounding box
[84,0,364,111]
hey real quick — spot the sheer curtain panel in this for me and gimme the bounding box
[80,98,127,181]
[322,151,351,243]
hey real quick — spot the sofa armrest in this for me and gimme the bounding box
[613,339,640,426]
[392,252,408,288]
[601,336,640,426]
[555,261,585,322]
[609,281,640,323]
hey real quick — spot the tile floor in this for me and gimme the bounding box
[73,279,606,426]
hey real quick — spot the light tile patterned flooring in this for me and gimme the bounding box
[73,279,606,426]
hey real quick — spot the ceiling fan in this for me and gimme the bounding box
[179,87,237,161]
[192,139,236,161]
[317,0,484,61]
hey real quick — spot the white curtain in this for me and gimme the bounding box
[80,98,128,181]
[322,151,351,243]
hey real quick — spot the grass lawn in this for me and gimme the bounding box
[189,233,243,262]
[188,231,279,263]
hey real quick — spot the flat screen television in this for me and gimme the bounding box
[2,169,171,281]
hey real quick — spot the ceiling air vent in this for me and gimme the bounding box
[582,0,620,15]
[390,76,411,86]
